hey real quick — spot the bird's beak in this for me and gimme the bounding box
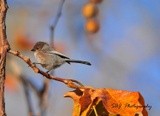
[31,48,35,51]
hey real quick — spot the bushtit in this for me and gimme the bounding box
[31,41,91,72]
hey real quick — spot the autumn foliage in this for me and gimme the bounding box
[65,87,148,116]
[15,34,33,50]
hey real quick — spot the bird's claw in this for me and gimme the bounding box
[33,62,36,65]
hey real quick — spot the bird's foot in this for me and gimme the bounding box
[33,62,42,65]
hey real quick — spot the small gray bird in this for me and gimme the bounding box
[31,41,91,72]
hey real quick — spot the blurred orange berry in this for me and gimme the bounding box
[82,3,98,19]
[90,0,103,4]
[85,19,100,33]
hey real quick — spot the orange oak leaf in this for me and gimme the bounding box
[65,88,148,116]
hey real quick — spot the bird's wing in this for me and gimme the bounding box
[48,50,70,59]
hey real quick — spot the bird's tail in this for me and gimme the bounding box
[65,59,91,66]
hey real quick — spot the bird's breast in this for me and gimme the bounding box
[34,51,46,64]
[34,51,65,70]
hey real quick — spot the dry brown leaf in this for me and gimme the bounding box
[5,74,19,92]
[64,88,148,116]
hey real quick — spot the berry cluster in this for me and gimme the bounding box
[82,0,103,33]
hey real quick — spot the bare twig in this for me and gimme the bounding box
[8,50,84,88]
[0,0,10,115]
[50,0,65,45]
[24,78,40,97]
[39,79,49,116]
[21,76,34,116]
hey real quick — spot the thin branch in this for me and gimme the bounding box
[21,75,40,97]
[21,75,51,116]
[8,50,83,88]
[50,0,65,45]
[20,76,34,116]
[39,79,49,116]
